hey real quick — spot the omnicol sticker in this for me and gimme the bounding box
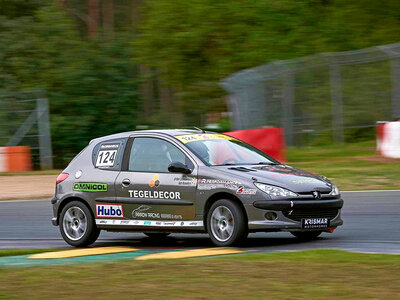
[73,182,108,192]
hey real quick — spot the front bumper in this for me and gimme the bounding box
[253,198,343,210]
[247,198,344,231]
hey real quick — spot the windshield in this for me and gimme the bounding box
[175,133,279,166]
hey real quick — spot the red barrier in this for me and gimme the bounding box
[224,128,286,162]
[0,146,32,172]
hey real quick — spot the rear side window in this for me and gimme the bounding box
[92,138,127,171]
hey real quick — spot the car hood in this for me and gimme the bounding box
[212,164,333,193]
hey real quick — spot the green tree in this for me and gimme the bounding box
[0,4,141,167]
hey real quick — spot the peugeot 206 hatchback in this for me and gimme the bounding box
[52,129,343,247]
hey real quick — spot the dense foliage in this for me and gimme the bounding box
[0,3,140,166]
[1,0,400,166]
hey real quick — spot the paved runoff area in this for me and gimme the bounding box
[0,190,399,266]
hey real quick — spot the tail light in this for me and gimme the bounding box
[56,173,69,185]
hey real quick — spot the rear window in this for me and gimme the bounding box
[92,138,127,171]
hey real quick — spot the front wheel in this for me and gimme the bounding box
[59,201,100,247]
[207,199,248,247]
[291,231,322,240]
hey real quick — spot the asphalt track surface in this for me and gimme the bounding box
[0,191,399,254]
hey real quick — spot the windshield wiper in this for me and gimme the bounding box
[254,162,280,165]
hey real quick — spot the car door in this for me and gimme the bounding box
[115,136,198,225]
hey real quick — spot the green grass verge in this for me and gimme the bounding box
[0,250,399,299]
[286,140,376,162]
[0,249,59,258]
[287,140,400,190]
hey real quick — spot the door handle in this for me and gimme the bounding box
[122,178,131,187]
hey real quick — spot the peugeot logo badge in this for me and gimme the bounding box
[312,191,321,199]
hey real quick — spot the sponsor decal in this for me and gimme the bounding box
[131,205,182,220]
[149,174,160,188]
[75,170,82,179]
[96,143,119,167]
[302,218,329,229]
[197,179,241,190]
[175,134,237,144]
[95,219,203,227]
[73,182,107,192]
[236,186,257,195]
[95,203,124,218]
[174,176,197,186]
[163,222,176,226]
[128,190,181,200]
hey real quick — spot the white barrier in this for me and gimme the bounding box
[378,121,400,158]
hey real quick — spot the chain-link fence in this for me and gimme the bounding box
[0,90,52,169]
[221,42,400,146]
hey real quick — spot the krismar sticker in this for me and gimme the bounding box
[73,182,108,192]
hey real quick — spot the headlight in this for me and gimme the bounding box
[254,182,298,199]
[330,184,340,196]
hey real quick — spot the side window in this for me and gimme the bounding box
[92,138,127,171]
[129,137,193,172]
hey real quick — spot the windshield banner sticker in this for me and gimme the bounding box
[73,182,108,192]
[175,134,237,144]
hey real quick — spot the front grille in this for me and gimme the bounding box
[282,208,339,222]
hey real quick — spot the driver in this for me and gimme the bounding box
[189,142,212,165]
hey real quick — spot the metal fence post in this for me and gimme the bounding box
[37,98,53,169]
[390,58,400,120]
[282,71,295,146]
[329,62,344,144]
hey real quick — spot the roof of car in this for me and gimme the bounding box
[90,129,217,144]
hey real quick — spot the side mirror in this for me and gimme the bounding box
[168,162,192,174]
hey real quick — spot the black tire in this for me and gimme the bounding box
[144,232,170,239]
[59,201,100,247]
[291,231,322,240]
[207,199,248,247]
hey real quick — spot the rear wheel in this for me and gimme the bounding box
[59,201,100,247]
[144,232,170,239]
[291,231,322,240]
[207,199,247,247]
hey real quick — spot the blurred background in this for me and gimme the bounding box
[0,0,400,170]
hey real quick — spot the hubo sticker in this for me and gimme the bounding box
[73,182,108,192]
[149,174,160,187]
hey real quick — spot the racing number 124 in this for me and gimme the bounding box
[96,150,117,167]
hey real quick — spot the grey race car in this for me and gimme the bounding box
[52,129,343,247]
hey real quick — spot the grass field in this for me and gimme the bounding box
[287,141,400,190]
[0,250,399,299]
